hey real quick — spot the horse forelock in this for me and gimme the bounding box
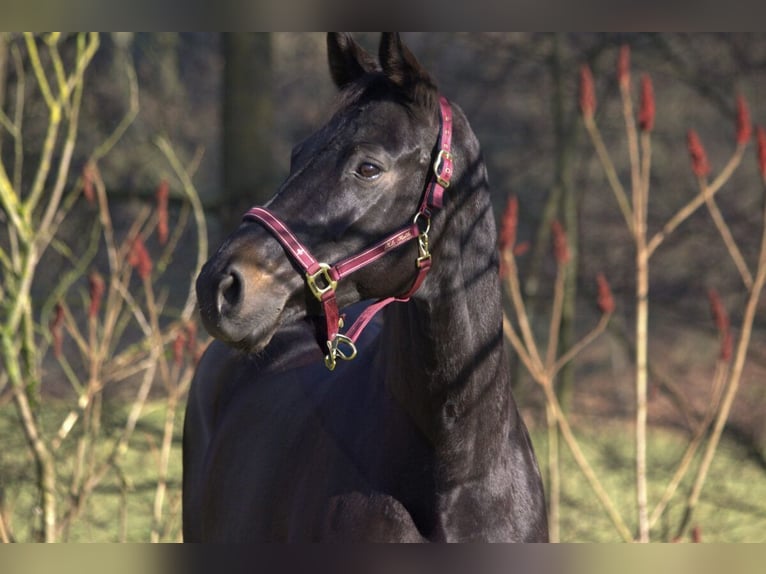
[330,72,439,125]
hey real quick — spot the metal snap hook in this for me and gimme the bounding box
[413,212,432,267]
[324,334,358,371]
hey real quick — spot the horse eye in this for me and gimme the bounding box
[355,162,381,180]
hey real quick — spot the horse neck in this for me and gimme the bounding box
[380,170,513,475]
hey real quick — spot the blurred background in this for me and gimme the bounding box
[1,33,765,542]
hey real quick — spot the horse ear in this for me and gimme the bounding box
[379,33,437,107]
[327,33,377,89]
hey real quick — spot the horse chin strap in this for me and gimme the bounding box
[243,96,454,371]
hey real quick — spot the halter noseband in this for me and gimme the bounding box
[243,96,454,370]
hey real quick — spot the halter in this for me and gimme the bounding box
[243,96,454,370]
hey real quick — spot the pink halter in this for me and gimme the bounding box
[243,96,454,370]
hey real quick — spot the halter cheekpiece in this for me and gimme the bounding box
[243,96,454,370]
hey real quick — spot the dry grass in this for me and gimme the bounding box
[531,419,766,542]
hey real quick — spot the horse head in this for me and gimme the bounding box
[197,33,461,355]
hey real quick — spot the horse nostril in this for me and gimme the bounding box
[217,267,244,315]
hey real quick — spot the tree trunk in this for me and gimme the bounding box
[222,33,274,229]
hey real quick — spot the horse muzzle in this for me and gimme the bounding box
[195,246,293,351]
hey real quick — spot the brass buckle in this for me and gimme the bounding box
[433,149,452,188]
[324,333,358,371]
[306,263,337,300]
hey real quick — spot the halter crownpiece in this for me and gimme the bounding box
[243,95,454,370]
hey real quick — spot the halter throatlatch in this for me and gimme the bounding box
[243,96,454,370]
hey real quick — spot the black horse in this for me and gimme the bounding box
[184,32,548,542]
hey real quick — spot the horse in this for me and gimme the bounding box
[183,32,548,542]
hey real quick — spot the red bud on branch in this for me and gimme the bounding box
[173,330,187,368]
[708,289,729,334]
[498,195,519,253]
[708,289,732,361]
[185,321,198,355]
[596,273,615,315]
[173,322,201,368]
[513,242,530,257]
[83,162,96,204]
[498,195,520,279]
[551,220,570,265]
[736,95,752,145]
[687,130,711,178]
[638,74,655,133]
[156,180,170,245]
[579,65,596,119]
[617,45,630,89]
[128,236,153,281]
[186,321,203,365]
[88,271,105,320]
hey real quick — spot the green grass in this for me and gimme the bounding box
[531,419,766,542]
[1,401,764,542]
[0,398,184,543]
